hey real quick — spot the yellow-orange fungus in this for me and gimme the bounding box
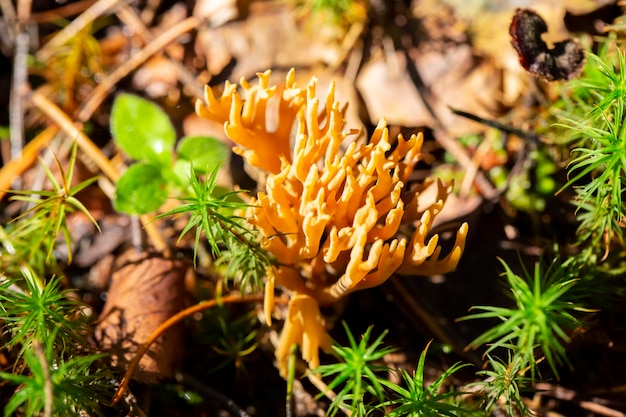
[197,69,469,376]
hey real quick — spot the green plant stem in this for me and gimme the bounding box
[32,340,52,417]
[286,343,297,417]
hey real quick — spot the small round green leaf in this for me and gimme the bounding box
[176,135,231,173]
[114,163,168,214]
[171,159,193,189]
[111,94,176,166]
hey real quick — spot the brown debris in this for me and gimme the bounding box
[94,249,187,383]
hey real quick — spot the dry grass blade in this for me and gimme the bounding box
[36,0,123,61]
[0,125,58,199]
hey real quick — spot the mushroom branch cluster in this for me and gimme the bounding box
[196,69,469,376]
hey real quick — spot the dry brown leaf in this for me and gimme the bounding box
[132,55,181,100]
[431,0,615,104]
[193,0,240,27]
[95,249,187,383]
[194,3,342,79]
[127,3,188,102]
[356,45,500,136]
[356,51,433,128]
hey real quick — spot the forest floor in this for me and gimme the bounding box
[1,0,626,416]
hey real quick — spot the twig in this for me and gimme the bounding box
[450,106,539,198]
[9,0,31,182]
[76,15,200,122]
[302,365,353,416]
[398,46,499,200]
[388,277,481,365]
[130,215,144,252]
[459,135,493,199]
[433,127,499,200]
[111,294,264,405]
[24,135,66,213]
[30,0,96,24]
[29,90,169,254]
[115,5,205,100]
[16,0,31,24]
[36,0,123,61]
[139,0,162,27]
[0,0,17,34]
[0,125,59,199]
[329,21,365,71]
[31,91,118,181]
[449,107,542,143]
[579,401,625,417]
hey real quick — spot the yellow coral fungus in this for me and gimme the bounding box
[196,70,307,174]
[197,69,469,376]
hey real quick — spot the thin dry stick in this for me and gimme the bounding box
[30,0,97,24]
[111,293,264,405]
[9,35,27,159]
[449,107,541,143]
[29,90,169,254]
[434,127,499,200]
[0,125,59,200]
[0,0,17,30]
[16,0,32,23]
[459,135,493,199]
[9,0,32,168]
[398,46,499,200]
[329,21,364,71]
[388,277,479,365]
[298,362,353,416]
[116,5,205,100]
[36,0,123,61]
[579,401,625,417]
[139,0,163,27]
[31,91,120,182]
[76,15,200,122]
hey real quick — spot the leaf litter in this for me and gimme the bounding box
[1,0,626,416]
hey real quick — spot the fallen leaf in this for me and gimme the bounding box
[356,45,501,136]
[95,249,187,383]
[195,3,342,79]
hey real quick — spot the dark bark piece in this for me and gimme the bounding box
[510,8,585,81]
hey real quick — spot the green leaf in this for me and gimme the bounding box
[0,125,9,140]
[176,135,231,173]
[111,93,176,166]
[171,159,193,188]
[114,162,168,214]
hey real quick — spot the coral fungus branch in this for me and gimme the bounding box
[197,69,469,375]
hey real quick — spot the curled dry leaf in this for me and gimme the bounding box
[95,249,186,383]
[510,8,586,81]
